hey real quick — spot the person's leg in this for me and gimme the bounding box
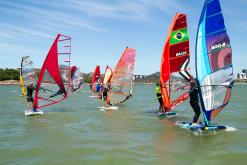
[27,97,31,112]
[103,96,107,107]
[31,98,37,112]
[27,102,30,112]
[158,98,163,112]
[191,102,201,123]
[157,94,162,112]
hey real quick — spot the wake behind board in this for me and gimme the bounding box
[176,121,236,135]
[157,111,176,118]
[24,110,44,116]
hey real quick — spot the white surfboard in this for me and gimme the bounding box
[176,121,237,135]
[89,95,98,98]
[98,106,119,110]
[24,110,44,116]
[105,106,119,110]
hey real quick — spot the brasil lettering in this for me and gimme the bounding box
[176,51,187,57]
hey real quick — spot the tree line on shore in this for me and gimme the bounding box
[0,68,19,81]
[0,68,161,84]
[0,68,93,83]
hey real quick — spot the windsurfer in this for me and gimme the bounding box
[189,78,202,126]
[156,82,164,112]
[26,83,37,112]
[102,83,110,107]
[96,77,102,96]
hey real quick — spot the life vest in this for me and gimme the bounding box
[155,86,161,94]
[155,86,162,98]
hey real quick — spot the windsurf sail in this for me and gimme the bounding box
[160,13,192,112]
[108,47,136,105]
[34,34,71,109]
[71,66,83,92]
[20,56,37,96]
[103,66,112,86]
[196,0,233,123]
[91,65,101,92]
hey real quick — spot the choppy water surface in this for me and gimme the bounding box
[0,84,246,165]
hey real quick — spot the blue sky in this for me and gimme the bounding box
[0,0,246,76]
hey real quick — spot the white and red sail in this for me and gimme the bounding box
[108,47,136,105]
[34,34,71,109]
[91,65,101,92]
[71,66,83,92]
[103,66,112,86]
[160,14,191,112]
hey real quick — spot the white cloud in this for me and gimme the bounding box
[68,0,181,21]
[0,0,104,44]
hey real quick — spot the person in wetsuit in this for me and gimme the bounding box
[155,82,164,112]
[26,83,37,112]
[189,79,201,125]
[102,83,110,107]
[96,78,102,97]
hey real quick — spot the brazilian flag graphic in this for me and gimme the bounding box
[170,28,189,45]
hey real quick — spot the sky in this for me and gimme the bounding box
[0,0,246,76]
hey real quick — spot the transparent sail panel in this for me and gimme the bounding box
[71,68,83,92]
[38,70,65,107]
[201,66,233,111]
[109,48,135,105]
[21,56,37,85]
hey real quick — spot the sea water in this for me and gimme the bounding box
[0,84,246,165]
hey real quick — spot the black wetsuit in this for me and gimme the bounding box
[26,85,35,102]
[102,87,108,101]
[189,86,201,123]
[26,85,37,111]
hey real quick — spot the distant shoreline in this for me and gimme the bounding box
[0,80,19,85]
[0,80,246,85]
[234,79,247,84]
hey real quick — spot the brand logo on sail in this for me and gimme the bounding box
[176,51,187,57]
[210,43,226,51]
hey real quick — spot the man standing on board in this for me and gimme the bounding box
[102,83,110,107]
[96,77,102,97]
[26,83,37,112]
[189,78,203,126]
[155,82,164,112]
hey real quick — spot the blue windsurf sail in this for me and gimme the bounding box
[195,0,233,124]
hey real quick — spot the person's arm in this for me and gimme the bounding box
[189,86,194,93]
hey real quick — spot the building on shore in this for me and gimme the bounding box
[237,69,247,80]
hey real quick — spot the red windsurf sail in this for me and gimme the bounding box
[160,14,191,112]
[91,65,101,92]
[108,47,136,105]
[34,34,71,109]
